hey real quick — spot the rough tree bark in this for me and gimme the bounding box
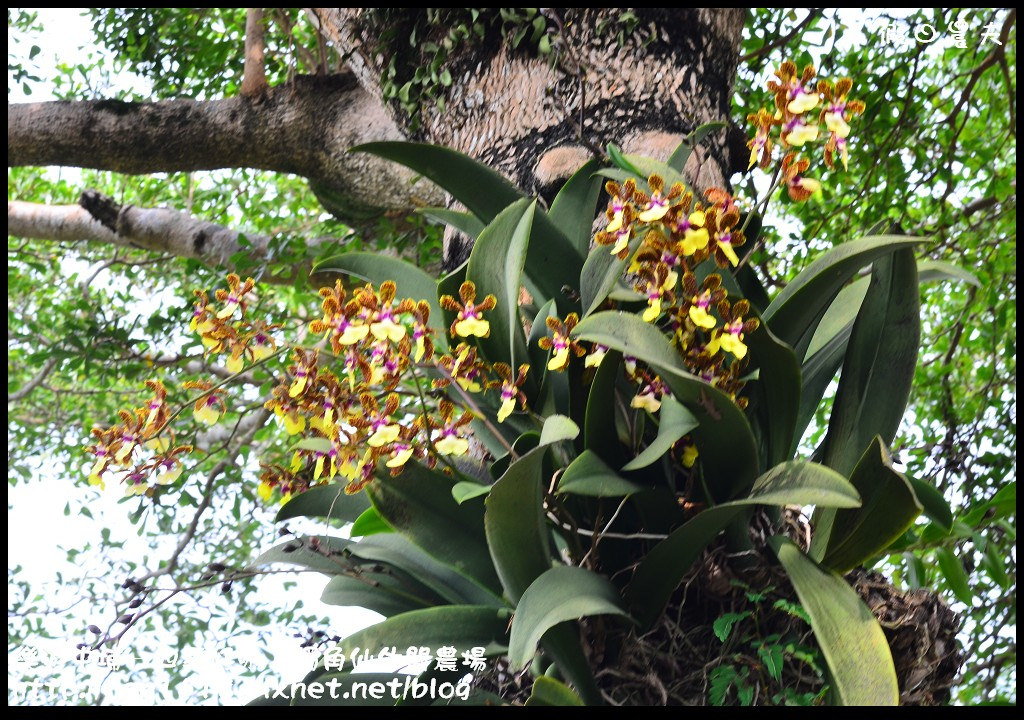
[6,7,961,705]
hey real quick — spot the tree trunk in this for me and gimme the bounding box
[312,8,748,268]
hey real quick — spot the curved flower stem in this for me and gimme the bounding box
[406,361,474,483]
[429,360,518,461]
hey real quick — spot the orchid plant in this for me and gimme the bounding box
[86,62,970,706]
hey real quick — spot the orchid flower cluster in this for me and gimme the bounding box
[84,379,192,496]
[85,61,864,504]
[86,272,534,503]
[749,61,864,199]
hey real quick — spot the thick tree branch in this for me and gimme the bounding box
[9,192,322,283]
[7,357,60,404]
[8,75,442,215]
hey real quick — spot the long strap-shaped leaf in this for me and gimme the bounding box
[547,158,603,257]
[819,248,921,476]
[353,141,583,305]
[744,311,801,468]
[763,235,921,357]
[812,436,923,571]
[466,198,534,370]
[770,537,899,706]
[368,462,502,596]
[485,445,602,704]
[508,565,631,669]
[276,484,370,523]
[627,461,861,629]
[572,311,759,500]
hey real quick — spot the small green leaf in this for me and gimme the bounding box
[936,547,973,604]
[770,537,899,706]
[350,506,392,537]
[508,566,630,668]
[713,611,751,642]
[539,414,580,446]
[452,481,492,504]
[526,676,585,706]
[557,450,645,497]
[758,643,784,681]
[621,396,698,471]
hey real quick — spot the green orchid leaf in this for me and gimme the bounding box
[621,395,698,471]
[936,547,974,605]
[744,312,801,468]
[353,141,582,305]
[418,207,485,239]
[368,461,501,595]
[466,198,534,368]
[320,572,440,617]
[572,311,759,500]
[579,230,645,317]
[508,566,631,669]
[820,248,921,478]
[275,484,370,524]
[606,143,643,176]
[525,676,585,706]
[628,460,861,628]
[815,437,923,572]
[762,235,921,357]
[350,505,393,537]
[484,446,552,603]
[907,477,953,533]
[452,481,492,504]
[583,350,626,466]
[353,141,522,221]
[770,537,899,706]
[539,414,580,446]
[558,449,646,497]
[548,158,603,256]
[323,605,512,674]
[348,534,502,607]
[916,259,981,287]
